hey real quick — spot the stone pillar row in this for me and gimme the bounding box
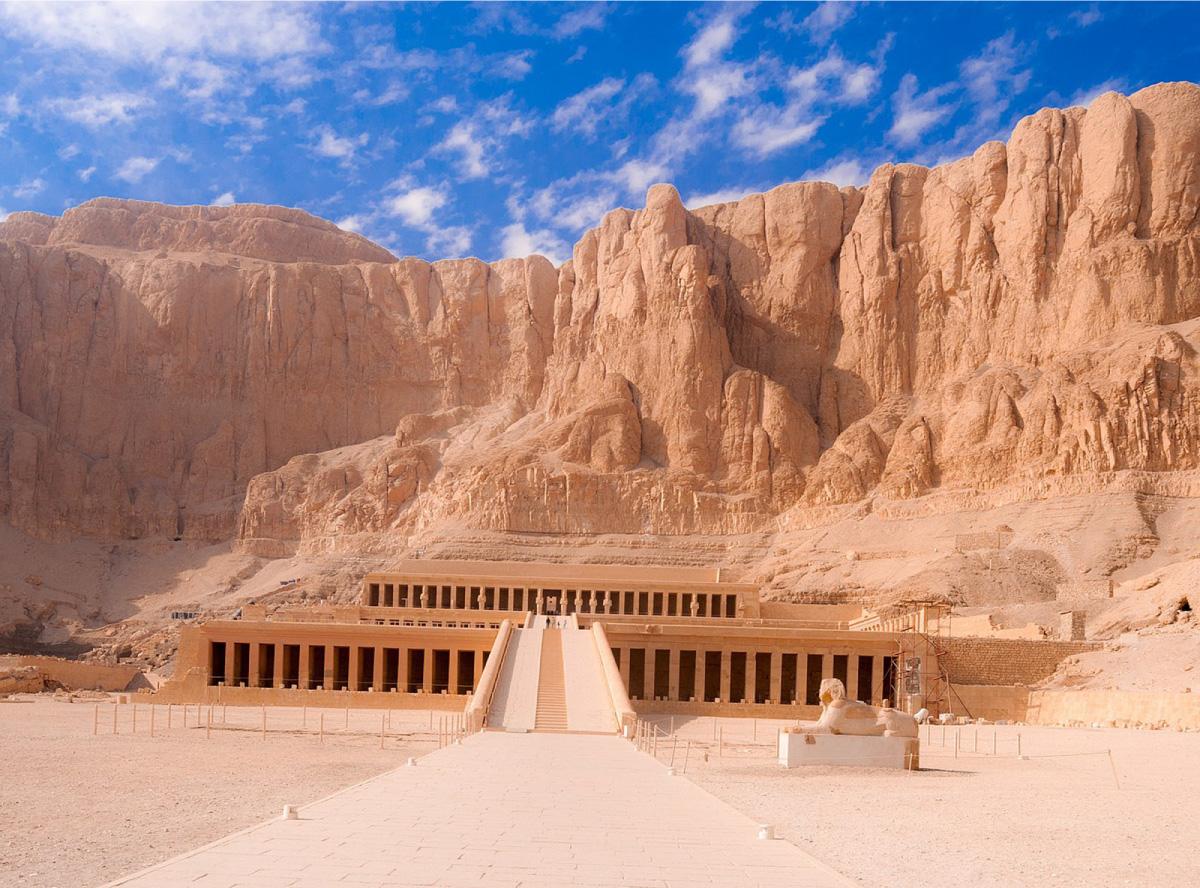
[213,641,488,695]
[610,646,889,706]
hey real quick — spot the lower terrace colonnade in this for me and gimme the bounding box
[206,639,492,696]
[609,644,899,707]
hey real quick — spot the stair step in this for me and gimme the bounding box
[534,630,569,731]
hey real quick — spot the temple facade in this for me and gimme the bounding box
[155,560,944,722]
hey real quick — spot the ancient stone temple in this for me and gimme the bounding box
[155,560,945,729]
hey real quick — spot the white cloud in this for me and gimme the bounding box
[57,143,80,160]
[336,215,366,234]
[959,32,1030,125]
[684,10,740,68]
[888,74,956,146]
[801,158,871,187]
[53,92,150,128]
[78,166,96,182]
[0,2,325,62]
[500,222,569,265]
[210,191,235,207]
[802,2,857,44]
[684,185,762,209]
[686,64,755,119]
[12,177,45,199]
[426,225,472,257]
[1070,5,1102,28]
[383,186,447,228]
[552,3,610,40]
[114,155,159,183]
[791,48,880,106]
[496,50,533,80]
[312,125,368,161]
[732,107,824,157]
[1069,78,1127,108]
[355,81,408,108]
[1,92,19,116]
[613,158,671,195]
[551,74,655,138]
[566,45,587,64]
[438,121,488,179]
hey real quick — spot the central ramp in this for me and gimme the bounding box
[488,616,619,733]
[106,733,853,887]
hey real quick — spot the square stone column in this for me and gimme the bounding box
[719,651,731,703]
[668,648,680,700]
[273,643,285,689]
[248,643,261,688]
[871,655,884,705]
[398,648,410,693]
[300,643,314,696]
[423,649,434,693]
[745,650,757,705]
[770,652,783,704]
[694,649,706,702]
[847,654,861,702]
[374,646,386,691]
[449,649,461,696]
[348,648,361,693]
[224,643,236,687]
[618,647,631,689]
[642,652,654,701]
[324,644,336,691]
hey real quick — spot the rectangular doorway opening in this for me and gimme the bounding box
[730,652,747,703]
[432,649,450,693]
[653,649,670,700]
[781,653,798,703]
[357,648,375,691]
[208,641,226,686]
[333,646,350,690]
[308,646,325,690]
[457,650,475,694]
[232,642,250,687]
[704,651,721,702]
[805,654,823,706]
[857,656,874,703]
[384,648,400,691]
[407,650,425,693]
[755,652,771,703]
[679,650,696,701]
[628,648,645,700]
[258,644,276,688]
[282,644,300,689]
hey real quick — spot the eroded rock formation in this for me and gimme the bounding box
[2,83,1199,579]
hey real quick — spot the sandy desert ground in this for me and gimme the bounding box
[645,715,1200,888]
[0,695,439,888]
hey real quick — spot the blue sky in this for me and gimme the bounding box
[1,2,1197,264]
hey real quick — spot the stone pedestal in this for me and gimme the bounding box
[778,730,919,770]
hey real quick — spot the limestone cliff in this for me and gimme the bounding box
[2,83,1200,583]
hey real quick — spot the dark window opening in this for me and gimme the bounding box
[805,654,823,706]
[730,652,747,703]
[653,649,670,699]
[755,651,771,703]
[679,650,696,701]
[704,651,722,702]
[208,641,226,686]
[628,648,646,700]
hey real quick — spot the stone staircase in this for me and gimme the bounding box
[533,630,569,732]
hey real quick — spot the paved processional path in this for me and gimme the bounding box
[104,732,854,888]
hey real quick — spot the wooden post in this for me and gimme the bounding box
[113,704,118,734]
[93,705,99,736]
[1108,749,1121,790]
[302,705,307,729]
[718,725,723,758]
[262,705,267,740]
[132,704,137,734]
[1017,733,1022,757]
[206,705,211,740]
[380,714,386,749]
[167,704,172,730]
[954,730,959,758]
[992,730,997,755]
[753,718,757,742]
[320,712,325,744]
[150,705,155,738]
[345,704,349,730]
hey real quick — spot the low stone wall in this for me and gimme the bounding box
[632,699,822,720]
[946,684,1200,730]
[0,655,140,691]
[148,677,469,710]
[1029,688,1200,730]
[940,638,1100,686]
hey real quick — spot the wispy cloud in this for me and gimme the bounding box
[551,74,655,139]
[312,125,368,162]
[801,157,872,187]
[13,177,46,199]
[500,221,570,265]
[52,93,150,128]
[1070,5,1102,28]
[888,73,956,146]
[114,155,159,183]
[1069,78,1127,107]
[683,184,763,209]
[210,191,235,207]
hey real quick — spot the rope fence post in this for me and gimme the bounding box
[93,704,99,736]
[262,705,267,740]
[380,714,386,749]
[150,704,155,738]
[132,704,137,734]
[320,711,325,744]
[112,704,118,735]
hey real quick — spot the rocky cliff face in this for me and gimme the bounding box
[2,84,1200,577]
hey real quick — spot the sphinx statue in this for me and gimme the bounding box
[810,678,918,738]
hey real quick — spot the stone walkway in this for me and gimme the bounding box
[104,733,854,888]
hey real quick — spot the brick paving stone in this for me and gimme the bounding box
[102,732,853,888]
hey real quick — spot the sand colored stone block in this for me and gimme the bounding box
[778,731,920,770]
